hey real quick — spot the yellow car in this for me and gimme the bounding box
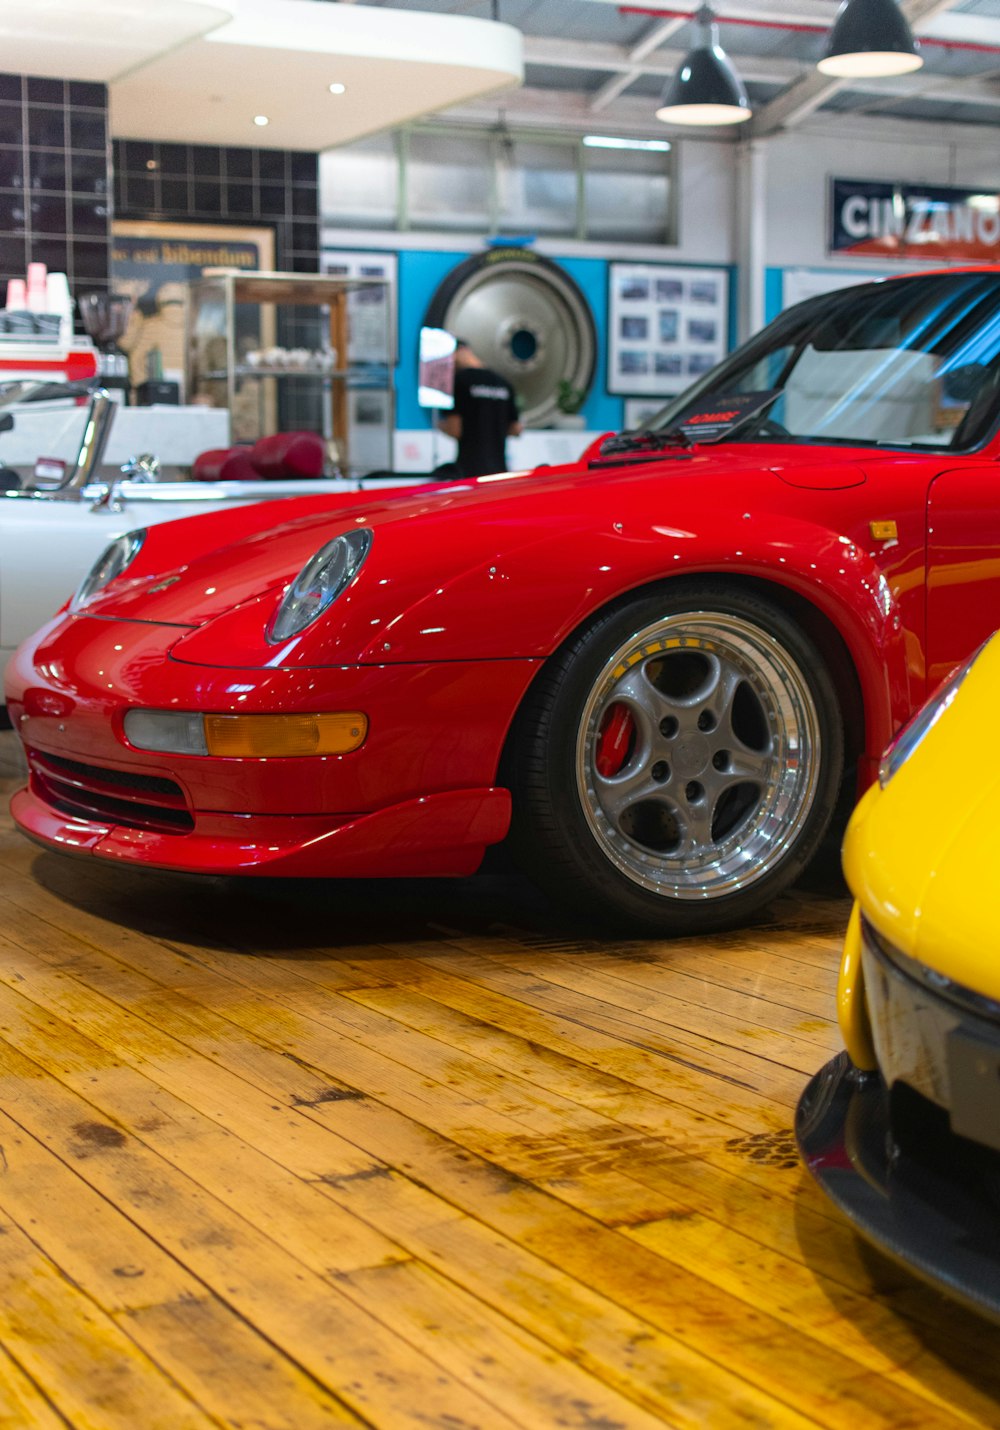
[796,632,1000,1320]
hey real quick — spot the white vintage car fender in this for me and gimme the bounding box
[0,476,427,691]
[0,383,429,695]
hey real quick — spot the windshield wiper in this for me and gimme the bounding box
[597,391,788,463]
[597,427,693,458]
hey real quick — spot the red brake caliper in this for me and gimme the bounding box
[595,702,635,778]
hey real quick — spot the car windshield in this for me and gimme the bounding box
[648,271,1000,451]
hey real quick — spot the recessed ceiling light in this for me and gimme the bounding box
[329,82,346,95]
[254,114,269,127]
[145,159,158,170]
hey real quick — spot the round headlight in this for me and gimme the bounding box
[71,529,146,611]
[266,528,372,644]
[879,646,983,787]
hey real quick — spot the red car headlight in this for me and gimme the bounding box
[266,528,372,644]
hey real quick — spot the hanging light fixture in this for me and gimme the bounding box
[818,0,923,77]
[656,5,751,127]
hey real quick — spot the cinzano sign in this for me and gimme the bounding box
[830,178,1000,261]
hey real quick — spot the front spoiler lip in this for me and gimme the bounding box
[796,1050,1000,1324]
[10,783,512,880]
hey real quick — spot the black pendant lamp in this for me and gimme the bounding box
[656,5,751,127]
[818,0,923,77]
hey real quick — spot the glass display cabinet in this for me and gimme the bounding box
[185,269,394,474]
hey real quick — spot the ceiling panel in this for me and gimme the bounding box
[523,62,610,91]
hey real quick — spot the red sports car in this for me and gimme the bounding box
[8,269,1000,933]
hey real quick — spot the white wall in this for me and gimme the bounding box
[321,132,738,268]
[321,111,1000,277]
[674,137,738,265]
[761,112,1000,273]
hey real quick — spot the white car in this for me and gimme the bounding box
[0,385,425,698]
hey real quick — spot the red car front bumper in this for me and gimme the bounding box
[6,613,534,877]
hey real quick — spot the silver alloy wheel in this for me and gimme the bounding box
[576,612,822,900]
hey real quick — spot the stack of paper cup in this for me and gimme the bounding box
[26,262,48,312]
[46,271,73,341]
[5,278,26,310]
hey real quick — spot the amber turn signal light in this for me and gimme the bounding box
[204,713,368,757]
[124,708,369,758]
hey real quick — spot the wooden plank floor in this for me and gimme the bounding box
[0,727,997,1429]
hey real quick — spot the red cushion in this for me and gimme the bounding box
[251,431,325,480]
[192,447,258,482]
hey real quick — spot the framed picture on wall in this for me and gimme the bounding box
[111,219,276,405]
[607,261,730,397]
[781,267,876,313]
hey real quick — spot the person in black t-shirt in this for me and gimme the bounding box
[438,340,521,478]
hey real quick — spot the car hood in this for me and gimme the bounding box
[77,442,872,668]
[85,444,863,622]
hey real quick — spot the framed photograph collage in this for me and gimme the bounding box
[608,262,730,398]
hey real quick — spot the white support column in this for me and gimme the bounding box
[735,138,767,344]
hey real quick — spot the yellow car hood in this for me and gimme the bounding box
[844,639,1000,1000]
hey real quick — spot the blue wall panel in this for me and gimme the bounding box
[764,268,784,326]
[396,246,625,432]
[381,245,737,436]
[397,248,472,429]
[550,254,621,432]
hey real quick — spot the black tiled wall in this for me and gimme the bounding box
[112,139,319,270]
[0,77,323,428]
[113,138,321,427]
[0,73,111,305]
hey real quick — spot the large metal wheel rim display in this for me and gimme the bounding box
[425,253,596,427]
[575,612,823,901]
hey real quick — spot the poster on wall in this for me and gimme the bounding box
[782,268,879,311]
[321,249,397,364]
[830,178,1000,262]
[624,396,666,430]
[111,220,275,398]
[608,262,729,397]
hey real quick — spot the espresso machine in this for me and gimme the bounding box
[78,292,134,402]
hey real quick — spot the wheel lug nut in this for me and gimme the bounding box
[685,781,703,802]
[712,751,730,771]
[659,716,679,738]
[697,710,716,732]
[651,761,669,783]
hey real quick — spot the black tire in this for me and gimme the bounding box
[508,582,844,935]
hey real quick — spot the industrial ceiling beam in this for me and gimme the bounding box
[449,84,680,132]
[524,35,798,85]
[589,15,687,112]
[572,0,1000,43]
[523,31,1000,114]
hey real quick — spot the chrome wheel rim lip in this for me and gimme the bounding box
[575,612,822,901]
